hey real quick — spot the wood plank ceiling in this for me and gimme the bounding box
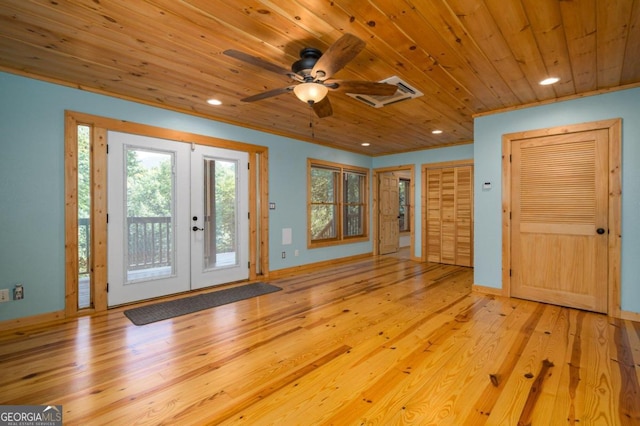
[1,0,639,155]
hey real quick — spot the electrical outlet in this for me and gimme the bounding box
[294,250,299,257]
[14,284,24,300]
[0,289,9,302]
[281,251,286,259]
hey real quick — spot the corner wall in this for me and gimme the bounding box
[372,145,474,258]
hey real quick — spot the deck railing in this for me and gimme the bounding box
[128,216,172,270]
[78,216,172,274]
[313,213,363,241]
[78,218,90,276]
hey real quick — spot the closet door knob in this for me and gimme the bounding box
[596,228,605,235]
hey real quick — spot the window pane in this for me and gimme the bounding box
[344,172,364,203]
[344,172,365,237]
[311,167,337,202]
[344,205,363,236]
[399,179,410,232]
[77,125,91,309]
[311,205,336,240]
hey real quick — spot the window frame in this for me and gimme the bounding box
[307,159,369,248]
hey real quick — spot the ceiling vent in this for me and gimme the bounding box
[346,75,423,108]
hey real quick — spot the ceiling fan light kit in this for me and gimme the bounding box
[223,33,398,118]
[293,82,328,104]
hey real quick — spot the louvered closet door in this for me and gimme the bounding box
[455,167,473,266]
[511,130,608,313]
[426,170,442,263]
[426,166,473,267]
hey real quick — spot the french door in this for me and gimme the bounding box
[190,144,249,290]
[107,131,248,306]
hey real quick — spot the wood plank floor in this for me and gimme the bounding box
[1,255,639,425]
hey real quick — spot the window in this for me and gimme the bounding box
[308,159,369,246]
[399,178,410,232]
[77,124,92,309]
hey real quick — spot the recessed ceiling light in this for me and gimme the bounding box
[361,142,370,147]
[432,129,443,134]
[539,77,560,85]
[207,98,222,105]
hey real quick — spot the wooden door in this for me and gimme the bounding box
[426,165,473,266]
[426,169,441,262]
[379,172,399,255]
[511,130,609,313]
[454,167,473,266]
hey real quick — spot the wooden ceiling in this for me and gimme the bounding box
[1,1,639,155]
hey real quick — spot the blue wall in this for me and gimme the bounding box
[3,71,637,322]
[474,87,640,314]
[0,72,377,321]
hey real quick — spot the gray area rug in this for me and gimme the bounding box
[124,282,281,325]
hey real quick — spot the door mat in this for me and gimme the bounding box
[123,282,282,325]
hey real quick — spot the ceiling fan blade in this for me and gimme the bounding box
[223,49,291,76]
[311,33,366,81]
[327,80,398,96]
[241,86,294,102]
[312,96,333,118]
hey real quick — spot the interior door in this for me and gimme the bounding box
[379,172,399,254]
[108,132,249,306]
[511,129,609,313]
[425,166,473,266]
[107,132,191,306]
[191,145,249,289]
[426,169,442,262]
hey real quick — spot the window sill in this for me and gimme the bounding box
[308,235,369,249]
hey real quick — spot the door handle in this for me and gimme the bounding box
[596,228,606,235]
[192,226,203,231]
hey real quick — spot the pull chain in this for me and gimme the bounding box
[309,108,315,139]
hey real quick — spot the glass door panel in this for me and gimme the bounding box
[203,157,239,269]
[126,148,175,282]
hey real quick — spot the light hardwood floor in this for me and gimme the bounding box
[1,255,639,425]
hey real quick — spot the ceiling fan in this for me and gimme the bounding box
[223,33,398,118]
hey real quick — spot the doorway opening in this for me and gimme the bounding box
[373,166,415,259]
